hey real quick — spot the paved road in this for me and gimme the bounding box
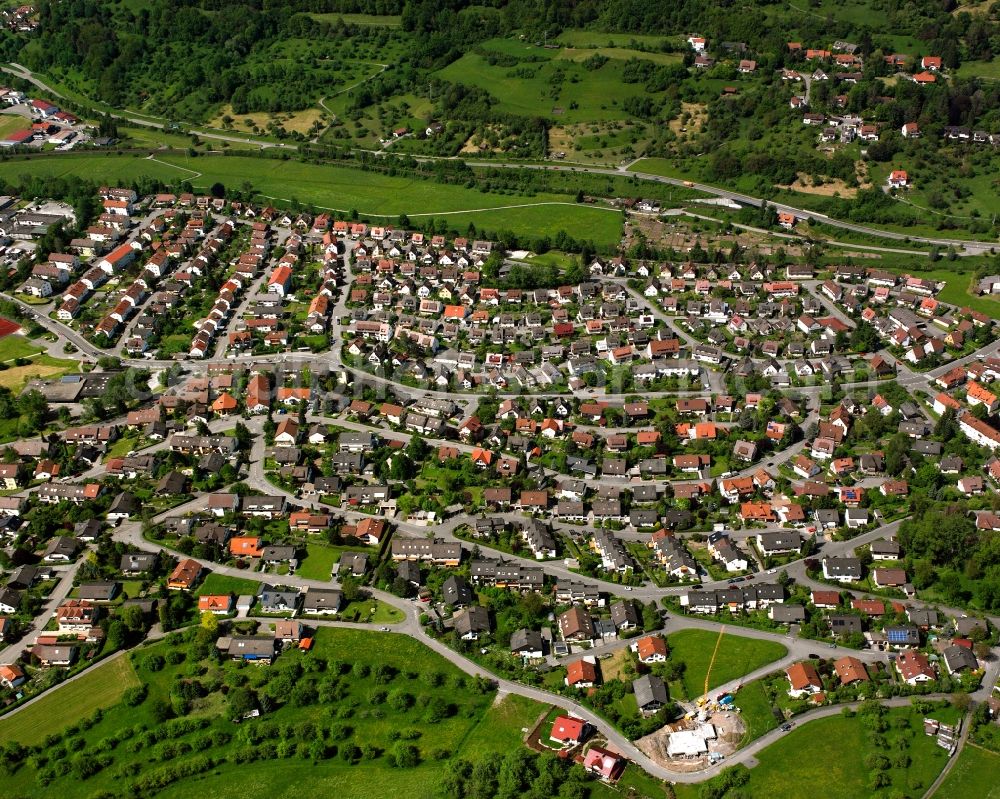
[0,558,85,663]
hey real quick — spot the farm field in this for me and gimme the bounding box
[0,654,139,745]
[936,744,1000,798]
[667,629,787,700]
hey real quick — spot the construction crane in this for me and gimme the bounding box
[697,626,726,706]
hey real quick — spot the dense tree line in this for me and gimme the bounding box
[899,502,1000,611]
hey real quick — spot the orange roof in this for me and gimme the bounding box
[636,635,668,661]
[167,558,202,589]
[277,387,310,401]
[934,392,961,410]
[268,264,292,285]
[693,422,717,439]
[198,595,232,612]
[741,502,775,521]
[967,380,997,405]
[356,517,386,541]
[566,659,598,685]
[230,537,263,558]
[471,448,493,465]
[443,304,467,319]
[0,664,24,683]
[786,661,822,691]
[834,659,867,688]
[211,392,237,412]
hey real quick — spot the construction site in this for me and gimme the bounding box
[636,626,751,771]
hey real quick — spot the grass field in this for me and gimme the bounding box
[0,654,139,745]
[1,627,511,798]
[668,629,787,700]
[0,333,44,361]
[436,40,672,123]
[556,46,681,67]
[298,542,382,582]
[675,705,950,799]
[0,335,80,391]
[628,157,693,180]
[733,679,780,743]
[0,153,622,245]
[307,12,402,26]
[882,264,1000,315]
[339,597,405,624]
[195,572,261,597]
[431,202,623,244]
[958,59,1000,81]
[298,543,340,581]
[557,29,681,49]
[936,745,1000,798]
[0,112,30,139]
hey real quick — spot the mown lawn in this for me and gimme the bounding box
[298,542,379,582]
[667,629,787,700]
[0,654,139,745]
[297,542,340,581]
[0,333,44,361]
[195,572,261,597]
[338,597,405,624]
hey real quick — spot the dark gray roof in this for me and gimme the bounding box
[633,674,668,709]
[610,600,639,628]
[943,645,978,673]
[510,628,543,654]
[453,605,491,635]
[442,575,473,606]
[77,581,120,601]
[770,604,806,623]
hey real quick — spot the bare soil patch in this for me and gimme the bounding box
[669,102,707,139]
[782,173,857,198]
[211,105,326,135]
[635,709,746,772]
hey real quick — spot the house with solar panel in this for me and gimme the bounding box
[884,625,920,649]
